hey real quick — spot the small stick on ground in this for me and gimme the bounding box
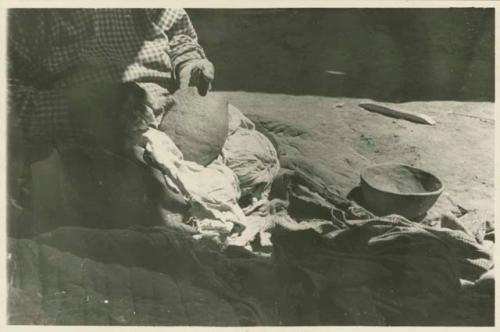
[359,103,436,125]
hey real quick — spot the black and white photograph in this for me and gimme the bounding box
[4,2,496,327]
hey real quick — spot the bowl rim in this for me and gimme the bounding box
[360,163,444,197]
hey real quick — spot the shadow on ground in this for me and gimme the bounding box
[189,8,494,102]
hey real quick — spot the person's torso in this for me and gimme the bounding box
[9,9,173,89]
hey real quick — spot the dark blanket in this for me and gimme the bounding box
[8,226,273,325]
[8,214,492,325]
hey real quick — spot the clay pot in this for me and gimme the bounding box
[159,88,229,166]
[360,163,444,220]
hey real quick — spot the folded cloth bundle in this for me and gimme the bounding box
[223,107,281,201]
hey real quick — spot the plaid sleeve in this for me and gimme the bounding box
[148,9,206,76]
[8,79,72,144]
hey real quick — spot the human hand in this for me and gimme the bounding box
[177,59,215,96]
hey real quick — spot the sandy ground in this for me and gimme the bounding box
[216,91,494,223]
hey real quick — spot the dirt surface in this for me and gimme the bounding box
[215,91,494,222]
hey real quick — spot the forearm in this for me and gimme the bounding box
[170,34,206,78]
[148,9,206,78]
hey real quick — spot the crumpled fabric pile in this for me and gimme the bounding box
[142,105,287,246]
[272,217,494,325]
[143,128,244,236]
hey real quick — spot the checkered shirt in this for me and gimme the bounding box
[8,9,206,144]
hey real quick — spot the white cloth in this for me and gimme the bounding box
[143,128,246,235]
